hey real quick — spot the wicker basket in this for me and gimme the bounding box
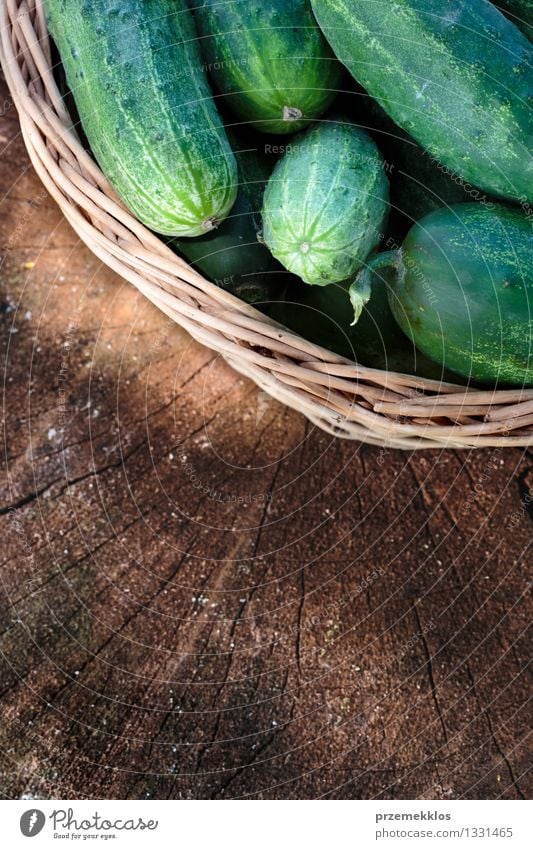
[2,0,533,449]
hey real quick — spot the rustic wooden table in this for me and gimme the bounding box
[1,80,531,800]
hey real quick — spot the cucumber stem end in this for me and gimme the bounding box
[283,106,303,122]
[202,216,219,232]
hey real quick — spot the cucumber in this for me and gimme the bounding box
[262,119,390,287]
[45,0,238,237]
[191,0,344,134]
[350,203,533,386]
[311,0,533,204]
[171,128,290,304]
[494,1,532,38]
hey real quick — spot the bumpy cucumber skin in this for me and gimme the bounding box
[172,131,289,304]
[191,0,343,134]
[262,120,390,286]
[494,1,532,38]
[45,0,237,237]
[388,204,533,385]
[311,0,533,204]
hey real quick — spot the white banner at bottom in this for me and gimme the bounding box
[1,799,530,849]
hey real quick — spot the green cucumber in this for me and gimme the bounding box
[494,1,532,38]
[262,119,390,287]
[191,0,344,134]
[45,0,237,237]
[311,0,533,204]
[171,129,290,304]
[350,203,533,386]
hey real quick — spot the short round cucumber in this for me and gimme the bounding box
[311,0,533,204]
[262,119,390,287]
[350,204,533,386]
[191,0,344,134]
[45,0,238,237]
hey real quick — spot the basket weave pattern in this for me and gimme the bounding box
[2,0,533,449]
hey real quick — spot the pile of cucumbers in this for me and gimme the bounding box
[46,0,532,387]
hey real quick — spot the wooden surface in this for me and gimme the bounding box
[1,79,531,801]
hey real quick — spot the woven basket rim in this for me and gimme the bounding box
[1,0,532,449]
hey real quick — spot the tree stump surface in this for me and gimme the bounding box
[1,80,531,800]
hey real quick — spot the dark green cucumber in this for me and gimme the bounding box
[350,203,533,386]
[45,0,237,237]
[171,129,290,304]
[311,0,533,204]
[262,119,390,287]
[191,0,344,134]
[494,1,532,38]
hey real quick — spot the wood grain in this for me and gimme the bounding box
[0,80,531,800]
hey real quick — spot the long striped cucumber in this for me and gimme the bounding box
[311,0,533,204]
[45,0,238,236]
